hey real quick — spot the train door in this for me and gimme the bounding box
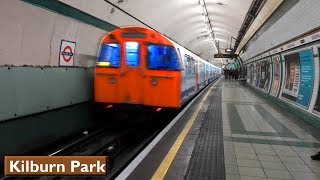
[199,62,205,89]
[118,41,144,104]
[195,58,199,92]
[205,64,207,85]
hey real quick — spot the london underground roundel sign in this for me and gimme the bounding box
[59,40,76,66]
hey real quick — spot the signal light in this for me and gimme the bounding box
[155,108,162,112]
[104,105,113,109]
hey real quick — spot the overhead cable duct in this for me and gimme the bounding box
[233,0,266,51]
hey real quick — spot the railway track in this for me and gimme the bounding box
[1,111,172,180]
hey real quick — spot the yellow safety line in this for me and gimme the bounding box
[151,78,221,180]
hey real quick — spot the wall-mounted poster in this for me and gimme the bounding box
[258,59,271,92]
[313,47,320,113]
[247,64,251,83]
[255,62,261,87]
[252,63,256,85]
[270,56,281,96]
[281,49,314,108]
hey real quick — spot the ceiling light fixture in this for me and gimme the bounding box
[198,0,218,52]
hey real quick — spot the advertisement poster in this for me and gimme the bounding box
[313,47,320,113]
[258,59,271,92]
[253,63,256,85]
[255,62,261,87]
[281,49,314,108]
[247,64,251,83]
[270,56,281,96]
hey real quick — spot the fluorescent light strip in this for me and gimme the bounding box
[198,0,217,52]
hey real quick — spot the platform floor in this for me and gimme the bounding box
[223,80,320,180]
[116,79,320,180]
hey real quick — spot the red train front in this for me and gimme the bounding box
[94,27,182,110]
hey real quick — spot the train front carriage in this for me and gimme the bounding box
[94,27,182,110]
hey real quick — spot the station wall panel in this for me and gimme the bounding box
[0,0,106,67]
[241,0,320,61]
[0,67,93,122]
[244,41,320,127]
[0,0,108,121]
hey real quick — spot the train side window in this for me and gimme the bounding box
[176,48,184,70]
[125,42,139,67]
[97,43,120,67]
[184,55,194,75]
[191,57,196,74]
[184,55,189,73]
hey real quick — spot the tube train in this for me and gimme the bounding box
[94,26,221,111]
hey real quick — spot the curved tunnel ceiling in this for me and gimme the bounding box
[105,0,254,65]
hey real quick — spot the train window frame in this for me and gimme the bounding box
[146,43,180,71]
[96,43,121,68]
[190,57,196,74]
[125,41,140,67]
[184,54,194,75]
[176,48,184,70]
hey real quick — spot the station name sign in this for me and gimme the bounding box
[214,53,238,58]
[4,156,108,176]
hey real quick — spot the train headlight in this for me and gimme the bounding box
[109,77,116,84]
[151,79,158,86]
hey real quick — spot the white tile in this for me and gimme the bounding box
[236,153,258,160]
[296,151,318,158]
[257,155,282,162]
[279,156,305,164]
[290,172,320,180]
[284,163,312,172]
[282,137,302,142]
[234,142,253,148]
[275,149,298,157]
[292,147,316,153]
[252,144,273,149]
[226,165,240,174]
[265,136,284,141]
[237,159,262,168]
[248,135,266,140]
[264,169,292,179]
[272,145,292,150]
[308,165,320,174]
[235,146,256,154]
[260,161,286,170]
[254,148,277,156]
[233,134,250,138]
[226,173,241,180]
[301,156,320,166]
[238,167,266,178]
[240,176,267,180]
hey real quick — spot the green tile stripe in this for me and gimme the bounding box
[232,130,297,138]
[224,136,320,148]
[254,104,293,134]
[227,103,246,131]
[246,84,320,128]
[21,0,117,31]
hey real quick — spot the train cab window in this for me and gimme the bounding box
[147,45,180,70]
[97,43,120,67]
[125,42,139,67]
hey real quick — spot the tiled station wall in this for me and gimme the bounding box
[0,0,108,121]
[240,0,320,126]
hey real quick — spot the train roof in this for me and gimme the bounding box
[101,26,221,69]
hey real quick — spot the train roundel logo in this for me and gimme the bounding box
[61,45,73,62]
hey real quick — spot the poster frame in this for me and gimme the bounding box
[311,44,320,115]
[279,46,315,110]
